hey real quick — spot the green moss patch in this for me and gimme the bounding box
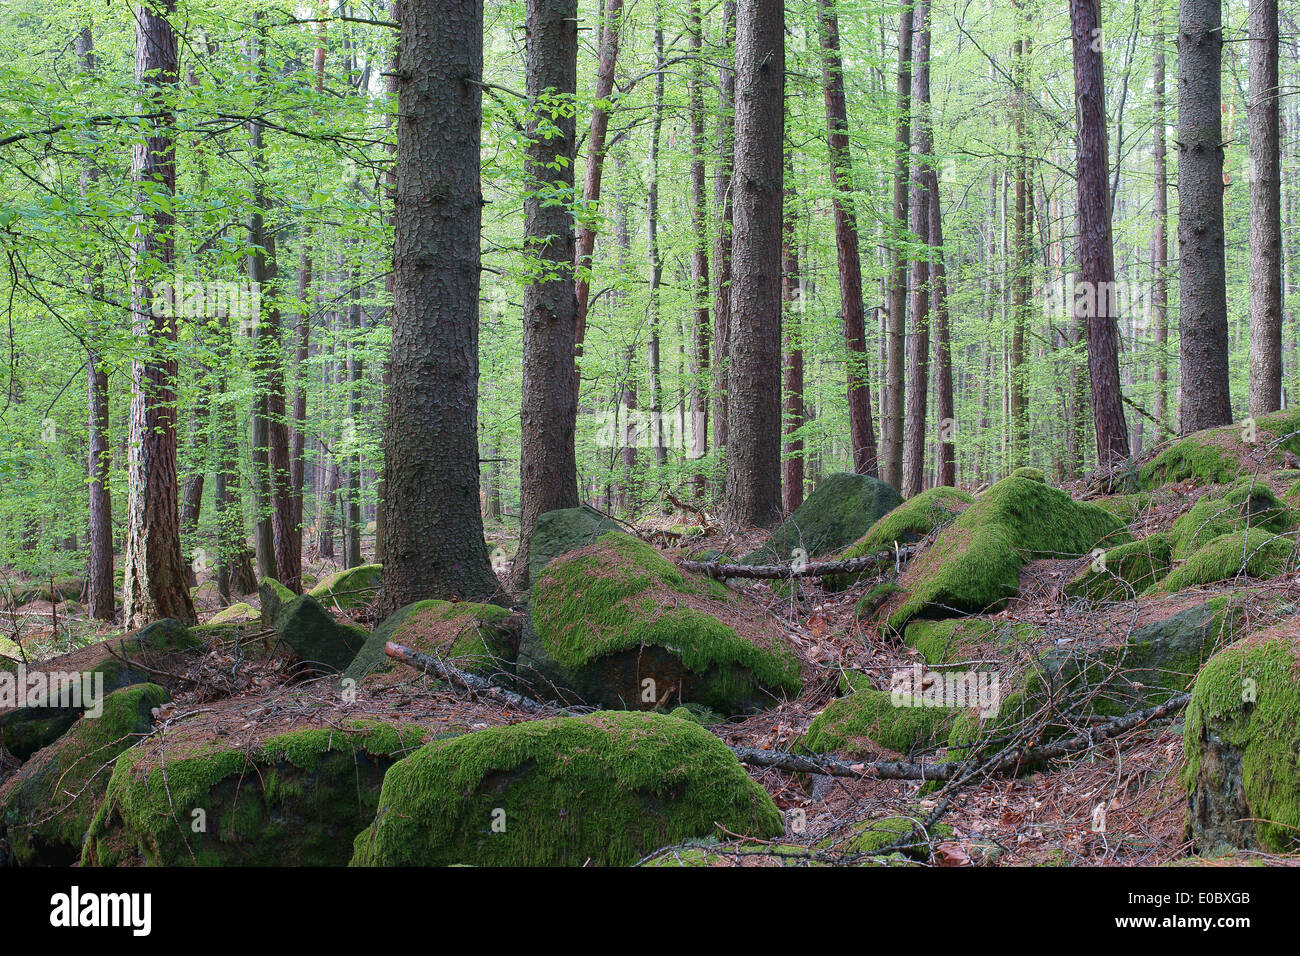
[343,599,516,684]
[1064,534,1173,602]
[801,672,957,757]
[903,617,1039,667]
[308,563,382,612]
[1169,479,1293,558]
[756,472,904,560]
[1149,529,1296,593]
[829,487,974,590]
[349,711,784,866]
[209,602,257,625]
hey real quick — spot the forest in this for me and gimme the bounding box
[0,0,1297,887]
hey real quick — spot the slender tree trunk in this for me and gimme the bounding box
[712,1,737,497]
[1177,0,1233,432]
[1152,6,1169,428]
[122,0,196,628]
[647,24,666,469]
[688,1,710,494]
[1009,8,1029,464]
[510,0,581,590]
[883,0,913,490]
[902,0,932,498]
[1248,0,1282,415]
[782,151,804,513]
[931,161,955,487]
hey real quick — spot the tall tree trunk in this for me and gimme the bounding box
[647,24,666,469]
[902,0,932,498]
[1008,8,1029,465]
[1070,0,1131,467]
[883,0,913,490]
[1248,0,1282,415]
[688,1,710,494]
[1177,0,1233,432]
[510,0,581,590]
[379,0,499,612]
[723,0,784,530]
[344,280,363,570]
[122,0,196,628]
[712,1,737,497]
[782,151,804,513]
[931,159,955,487]
[1152,5,1169,428]
[818,0,878,477]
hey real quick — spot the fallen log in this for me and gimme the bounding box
[384,641,569,715]
[679,543,919,581]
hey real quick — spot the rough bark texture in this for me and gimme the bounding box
[380,0,500,612]
[122,0,196,628]
[688,2,710,491]
[930,163,955,487]
[510,0,581,590]
[883,0,913,491]
[712,1,736,495]
[1177,0,1233,432]
[902,0,931,499]
[723,0,784,531]
[1152,8,1169,428]
[1248,0,1282,415]
[818,0,878,477]
[1070,0,1130,467]
[782,153,804,514]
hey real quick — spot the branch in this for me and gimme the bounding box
[679,544,919,580]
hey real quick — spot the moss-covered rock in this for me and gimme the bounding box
[520,531,800,714]
[343,599,516,684]
[209,602,257,625]
[828,487,974,590]
[527,505,619,584]
[752,472,904,561]
[883,475,1129,632]
[801,671,957,757]
[854,582,903,620]
[1139,411,1300,490]
[349,711,784,866]
[0,684,167,866]
[82,718,428,866]
[308,563,382,612]
[258,578,296,626]
[1010,467,1045,482]
[1064,534,1173,602]
[1169,479,1293,558]
[1148,528,1296,593]
[824,815,955,861]
[903,617,1039,666]
[1183,625,1300,854]
[274,594,368,674]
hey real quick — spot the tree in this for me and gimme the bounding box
[1248,0,1282,416]
[1152,4,1169,428]
[687,0,711,492]
[902,0,932,499]
[1069,0,1130,467]
[712,1,737,494]
[1177,0,1232,433]
[782,148,804,513]
[723,0,785,530]
[510,0,580,589]
[883,0,914,490]
[122,0,196,628]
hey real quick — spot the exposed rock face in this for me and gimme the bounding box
[274,594,368,674]
[526,505,619,584]
[751,472,904,562]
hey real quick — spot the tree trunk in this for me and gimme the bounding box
[712,1,737,498]
[931,157,955,487]
[1177,0,1233,432]
[688,1,710,494]
[883,0,913,490]
[122,0,196,628]
[510,0,581,590]
[1152,6,1169,428]
[902,0,932,499]
[1248,0,1282,415]
[781,151,804,514]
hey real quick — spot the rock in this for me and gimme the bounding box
[519,531,801,714]
[753,472,904,562]
[1148,528,1295,594]
[349,711,784,866]
[0,620,197,760]
[1009,467,1045,482]
[274,594,368,674]
[259,578,296,625]
[822,815,955,861]
[209,602,257,625]
[882,474,1129,632]
[1168,478,1293,557]
[903,617,1039,666]
[82,718,428,866]
[0,684,168,866]
[527,505,619,583]
[828,486,973,589]
[343,599,517,684]
[308,564,382,612]
[1183,624,1300,855]
[1064,533,1173,601]
[1138,410,1300,490]
[800,671,957,758]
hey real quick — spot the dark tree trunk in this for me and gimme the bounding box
[883,0,913,490]
[781,152,804,514]
[122,0,196,628]
[1177,0,1233,432]
[1248,0,1282,415]
[510,0,581,590]
[723,0,784,530]
[930,145,955,486]
[712,1,736,496]
[379,0,499,612]
[902,0,932,499]
[1152,6,1169,428]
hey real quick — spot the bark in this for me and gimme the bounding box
[1152,7,1169,428]
[647,24,666,468]
[818,0,878,477]
[883,0,913,490]
[931,162,955,486]
[1177,0,1233,432]
[723,0,785,530]
[122,0,196,628]
[688,1,710,493]
[1248,0,1282,415]
[781,151,804,514]
[510,0,581,590]
[379,0,500,612]
[712,1,736,493]
[902,0,932,499]
[1009,10,1029,465]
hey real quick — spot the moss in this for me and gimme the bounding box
[344,599,514,684]
[1064,534,1173,601]
[275,594,368,673]
[758,472,904,560]
[308,563,382,611]
[1009,467,1045,482]
[642,840,825,867]
[349,711,784,866]
[209,602,257,625]
[830,487,974,590]
[1148,528,1296,593]
[0,684,168,866]
[1139,429,1249,490]
[1091,493,1152,521]
[886,476,1129,632]
[1183,629,1300,853]
[903,617,1039,666]
[801,673,956,757]
[1169,478,1293,558]
[524,531,800,712]
[258,578,297,625]
[854,582,902,620]
[827,815,955,860]
[82,718,427,866]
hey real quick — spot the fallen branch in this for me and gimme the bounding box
[384,641,569,715]
[680,544,919,581]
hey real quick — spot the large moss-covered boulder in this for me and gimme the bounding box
[882,475,1129,632]
[527,505,619,584]
[519,531,800,713]
[308,563,382,612]
[1064,534,1173,602]
[0,683,167,866]
[903,617,1039,667]
[801,671,959,758]
[82,718,428,866]
[827,486,974,589]
[259,578,296,626]
[343,600,517,684]
[1183,624,1300,854]
[209,602,257,625]
[1169,479,1293,558]
[350,711,784,866]
[1139,410,1300,490]
[1148,528,1296,594]
[0,619,197,760]
[753,472,904,561]
[274,594,368,674]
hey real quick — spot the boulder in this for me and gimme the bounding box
[1183,624,1300,854]
[343,599,517,685]
[209,602,257,625]
[519,531,800,713]
[308,564,382,612]
[526,505,619,583]
[0,683,167,866]
[1148,528,1295,594]
[274,594,368,674]
[1168,478,1292,558]
[258,578,296,626]
[800,671,957,758]
[1138,410,1300,490]
[1064,534,1173,602]
[349,711,784,866]
[752,472,904,562]
[828,486,973,589]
